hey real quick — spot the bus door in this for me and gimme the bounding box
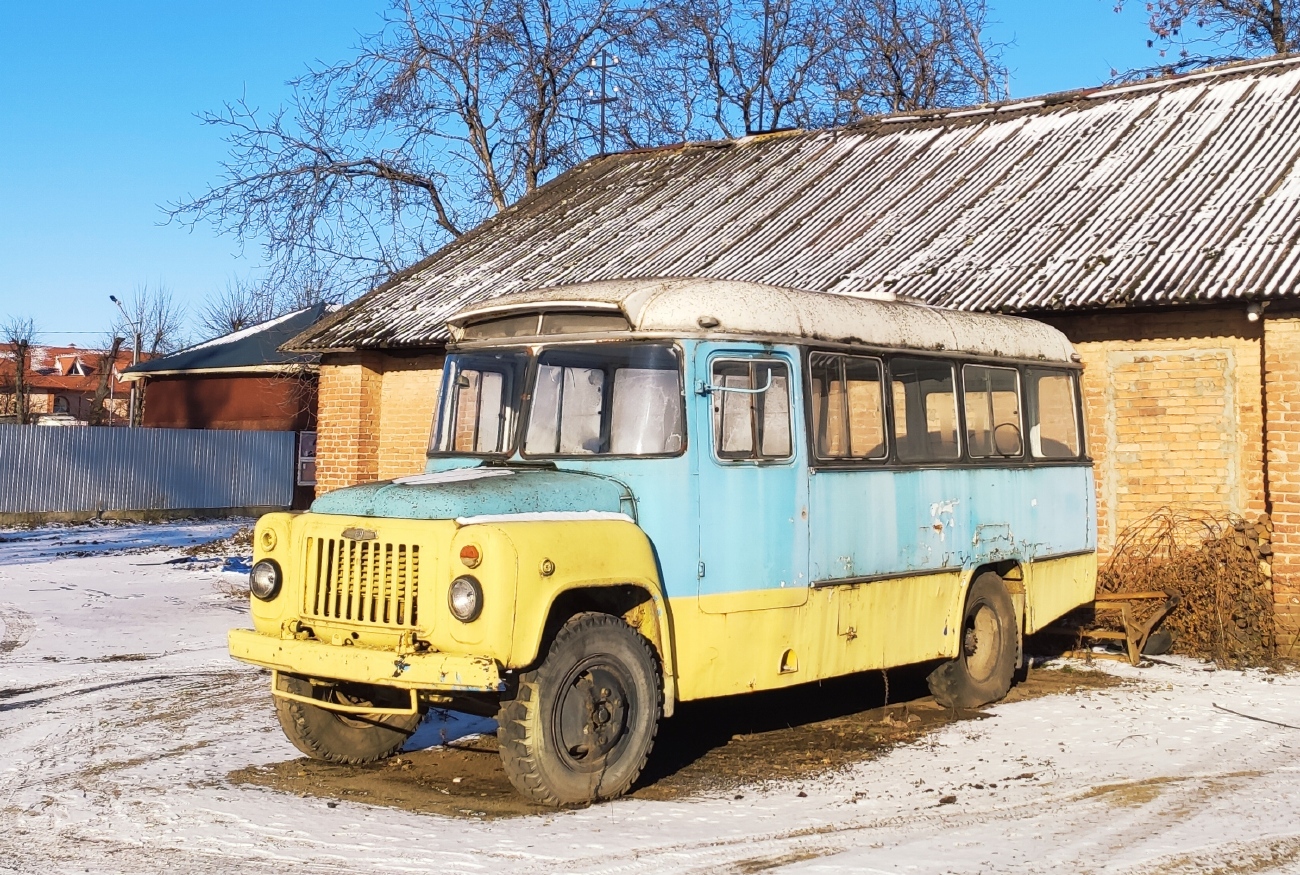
[693,344,809,613]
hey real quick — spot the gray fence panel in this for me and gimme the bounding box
[0,426,295,513]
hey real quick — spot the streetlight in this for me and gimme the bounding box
[109,295,141,428]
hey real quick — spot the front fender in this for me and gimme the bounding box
[458,518,675,707]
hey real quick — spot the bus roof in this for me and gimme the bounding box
[447,278,1078,363]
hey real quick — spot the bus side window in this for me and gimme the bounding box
[891,358,960,462]
[809,352,886,460]
[1027,368,1081,459]
[963,365,1023,458]
[713,360,793,461]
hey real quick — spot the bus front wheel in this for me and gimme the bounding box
[927,572,1018,709]
[497,612,662,806]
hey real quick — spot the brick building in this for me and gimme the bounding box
[286,56,1300,646]
[0,343,135,423]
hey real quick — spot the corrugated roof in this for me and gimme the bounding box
[291,56,1300,353]
[126,304,328,376]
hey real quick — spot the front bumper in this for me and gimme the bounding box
[228,629,504,692]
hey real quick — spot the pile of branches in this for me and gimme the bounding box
[1098,509,1275,667]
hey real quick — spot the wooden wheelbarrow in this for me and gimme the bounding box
[1063,589,1182,666]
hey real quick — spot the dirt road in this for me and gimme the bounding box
[231,663,1119,819]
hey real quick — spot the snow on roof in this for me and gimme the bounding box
[124,304,328,378]
[290,56,1300,353]
[449,278,1078,362]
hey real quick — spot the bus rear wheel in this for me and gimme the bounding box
[274,673,421,764]
[927,572,1018,709]
[497,612,662,807]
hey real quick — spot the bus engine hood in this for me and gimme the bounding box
[308,466,635,521]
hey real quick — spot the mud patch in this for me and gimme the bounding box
[732,848,838,873]
[1080,770,1264,809]
[0,604,33,656]
[229,662,1121,819]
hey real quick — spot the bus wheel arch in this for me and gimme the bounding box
[929,570,1020,709]
[531,584,675,716]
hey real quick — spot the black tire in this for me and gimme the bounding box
[927,572,1019,709]
[497,612,662,806]
[274,673,421,764]
[1142,627,1174,656]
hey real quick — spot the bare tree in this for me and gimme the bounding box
[170,0,663,305]
[172,0,1004,303]
[1117,0,1300,75]
[1,316,37,425]
[664,0,839,137]
[111,283,188,360]
[199,277,279,338]
[825,0,1005,119]
[84,336,125,427]
[110,284,188,426]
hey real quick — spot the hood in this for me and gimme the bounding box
[309,466,634,521]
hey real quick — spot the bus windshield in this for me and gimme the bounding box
[431,344,685,458]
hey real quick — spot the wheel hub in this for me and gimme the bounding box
[556,665,628,767]
[962,603,1001,684]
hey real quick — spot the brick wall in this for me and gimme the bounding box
[1264,316,1300,650]
[378,355,445,479]
[316,353,383,494]
[315,351,444,495]
[1047,309,1266,558]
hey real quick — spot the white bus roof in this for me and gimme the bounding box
[447,278,1078,363]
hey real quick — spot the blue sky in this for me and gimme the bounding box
[0,1,1163,346]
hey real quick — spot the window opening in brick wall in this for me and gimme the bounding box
[297,431,318,486]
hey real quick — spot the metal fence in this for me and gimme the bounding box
[0,426,295,514]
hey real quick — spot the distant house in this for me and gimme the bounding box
[122,304,330,507]
[0,343,135,424]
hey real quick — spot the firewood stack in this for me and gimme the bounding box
[1097,509,1275,666]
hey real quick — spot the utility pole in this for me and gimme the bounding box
[109,295,141,428]
[586,51,620,157]
[753,0,772,134]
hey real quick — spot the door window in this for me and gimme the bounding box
[712,359,793,461]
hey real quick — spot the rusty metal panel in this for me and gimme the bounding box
[289,56,1300,353]
[0,426,295,513]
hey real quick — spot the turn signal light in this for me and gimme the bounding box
[459,544,482,568]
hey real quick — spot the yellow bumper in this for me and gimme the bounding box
[228,629,504,693]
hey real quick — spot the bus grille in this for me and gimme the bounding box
[303,537,420,628]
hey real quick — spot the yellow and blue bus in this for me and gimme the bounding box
[229,278,1096,806]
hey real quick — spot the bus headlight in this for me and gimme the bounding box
[249,560,282,601]
[448,575,483,622]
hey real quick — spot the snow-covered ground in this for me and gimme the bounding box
[3,522,1300,874]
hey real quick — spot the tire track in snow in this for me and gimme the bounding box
[497,767,1294,875]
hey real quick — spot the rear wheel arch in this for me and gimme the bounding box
[929,570,1021,708]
